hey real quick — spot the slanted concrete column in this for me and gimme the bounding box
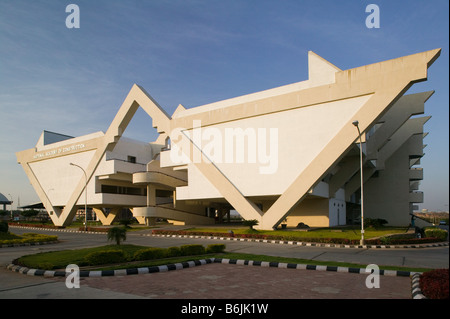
[134,216,146,225]
[92,207,119,225]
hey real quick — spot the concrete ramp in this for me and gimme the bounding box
[133,205,214,225]
[132,159,213,225]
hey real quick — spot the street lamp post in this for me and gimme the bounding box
[352,120,365,246]
[70,163,88,231]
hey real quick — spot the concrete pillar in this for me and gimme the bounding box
[147,185,156,206]
[146,217,157,226]
[218,208,223,223]
[173,190,176,207]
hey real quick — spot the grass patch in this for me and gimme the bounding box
[16,244,144,270]
[0,232,22,240]
[16,244,224,270]
[154,226,442,245]
[100,252,430,273]
[15,244,432,274]
[184,226,410,240]
[98,254,218,271]
[1,232,58,245]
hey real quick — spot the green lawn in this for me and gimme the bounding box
[1,232,57,245]
[0,232,21,240]
[16,243,432,273]
[185,226,411,240]
[98,252,432,273]
[17,244,144,270]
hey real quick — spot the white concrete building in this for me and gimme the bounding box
[16,49,440,229]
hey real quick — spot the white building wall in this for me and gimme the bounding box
[171,95,371,200]
[28,136,154,208]
[29,150,97,206]
[106,137,154,164]
[329,189,346,226]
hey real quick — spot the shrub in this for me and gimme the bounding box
[107,226,127,245]
[8,222,61,229]
[242,219,259,230]
[151,229,444,245]
[133,247,166,261]
[0,233,58,245]
[20,209,40,219]
[296,222,310,229]
[84,250,126,266]
[36,262,55,270]
[180,244,205,256]
[206,244,226,253]
[0,221,8,233]
[166,246,182,257]
[365,218,388,228]
[22,233,58,242]
[420,269,449,299]
[119,219,133,228]
[424,227,448,242]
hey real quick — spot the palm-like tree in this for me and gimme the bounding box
[242,219,259,230]
[107,226,127,245]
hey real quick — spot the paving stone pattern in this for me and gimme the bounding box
[52,263,412,299]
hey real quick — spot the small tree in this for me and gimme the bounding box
[20,209,39,221]
[365,218,388,228]
[107,226,127,245]
[242,219,259,230]
[0,221,8,233]
[119,219,133,228]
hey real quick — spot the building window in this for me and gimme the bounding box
[101,185,146,196]
[127,156,136,163]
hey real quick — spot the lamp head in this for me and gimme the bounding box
[352,120,359,127]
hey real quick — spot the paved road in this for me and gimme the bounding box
[0,226,448,301]
[6,227,449,269]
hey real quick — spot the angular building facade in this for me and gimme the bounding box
[16,49,440,230]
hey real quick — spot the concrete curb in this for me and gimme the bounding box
[6,257,421,278]
[411,273,427,299]
[8,225,106,235]
[9,225,449,249]
[6,258,215,278]
[6,257,424,299]
[148,233,449,249]
[213,258,421,277]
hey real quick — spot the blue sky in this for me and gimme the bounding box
[0,0,448,211]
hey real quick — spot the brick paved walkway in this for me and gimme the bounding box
[62,263,412,299]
